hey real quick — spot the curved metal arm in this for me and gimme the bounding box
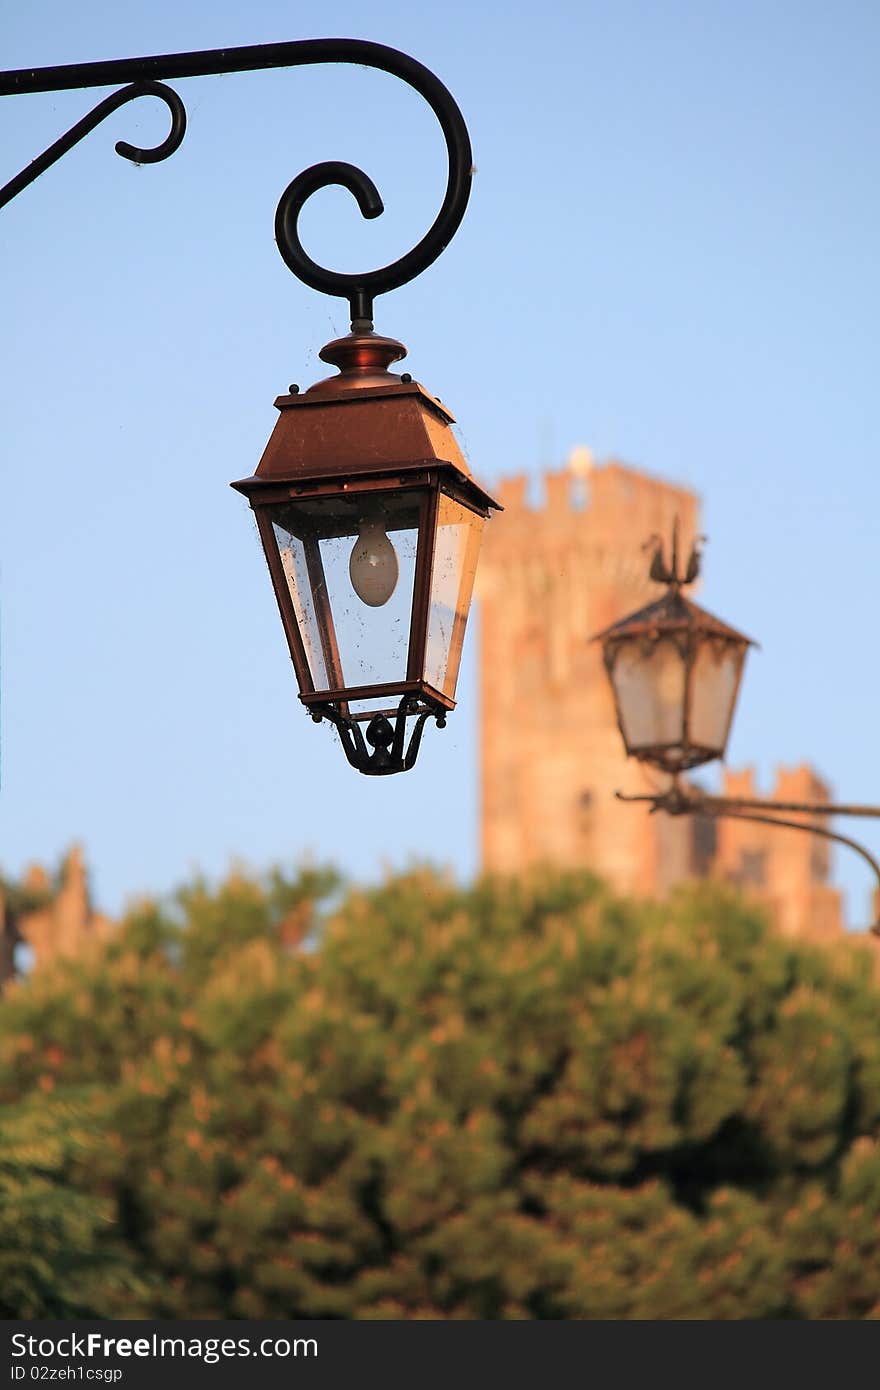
[0,81,186,209]
[683,793,880,820]
[698,804,880,935]
[616,785,880,936]
[0,39,473,325]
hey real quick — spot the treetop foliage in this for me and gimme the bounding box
[1,862,879,1319]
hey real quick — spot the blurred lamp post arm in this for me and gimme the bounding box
[615,784,880,935]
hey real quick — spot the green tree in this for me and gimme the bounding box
[1,864,879,1318]
[0,1093,148,1316]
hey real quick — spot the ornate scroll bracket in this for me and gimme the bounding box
[0,38,473,327]
[616,782,880,936]
[0,80,186,210]
[312,695,446,776]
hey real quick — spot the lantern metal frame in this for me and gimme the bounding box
[231,329,499,772]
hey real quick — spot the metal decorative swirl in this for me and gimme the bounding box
[0,81,186,210]
[0,39,473,325]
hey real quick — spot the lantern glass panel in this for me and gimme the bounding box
[688,639,744,754]
[424,491,485,699]
[269,490,426,694]
[612,638,686,751]
[271,523,330,689]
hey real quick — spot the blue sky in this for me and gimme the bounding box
[2,0,880,925]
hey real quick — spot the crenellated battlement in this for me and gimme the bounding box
[722,763,833,805]
[478,458,700,612]
[492,459,697,527]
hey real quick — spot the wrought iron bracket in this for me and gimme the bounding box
[616,782,880,936]
[0,39,473,327]
[310,695,446,775]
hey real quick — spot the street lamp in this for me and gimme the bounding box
[594,530,880,933]
[1,39,499,774]
[230,332,498,773]
[595,525,753,774]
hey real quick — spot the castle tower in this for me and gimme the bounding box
[477,458,702,897]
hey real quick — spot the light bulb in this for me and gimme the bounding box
[349,518,399,607]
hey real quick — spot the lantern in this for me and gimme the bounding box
[594,532,753,774]
[232,331,500,774]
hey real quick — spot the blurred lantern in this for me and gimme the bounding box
[232,331,500,775]
[593,527,754,773]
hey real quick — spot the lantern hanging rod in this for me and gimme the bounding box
[616,782,880,936]
[0,38,474,327]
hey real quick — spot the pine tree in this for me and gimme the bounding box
[1,862,879,1317]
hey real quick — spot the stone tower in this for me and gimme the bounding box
[477,457,843,936]
[477,460,702,896]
